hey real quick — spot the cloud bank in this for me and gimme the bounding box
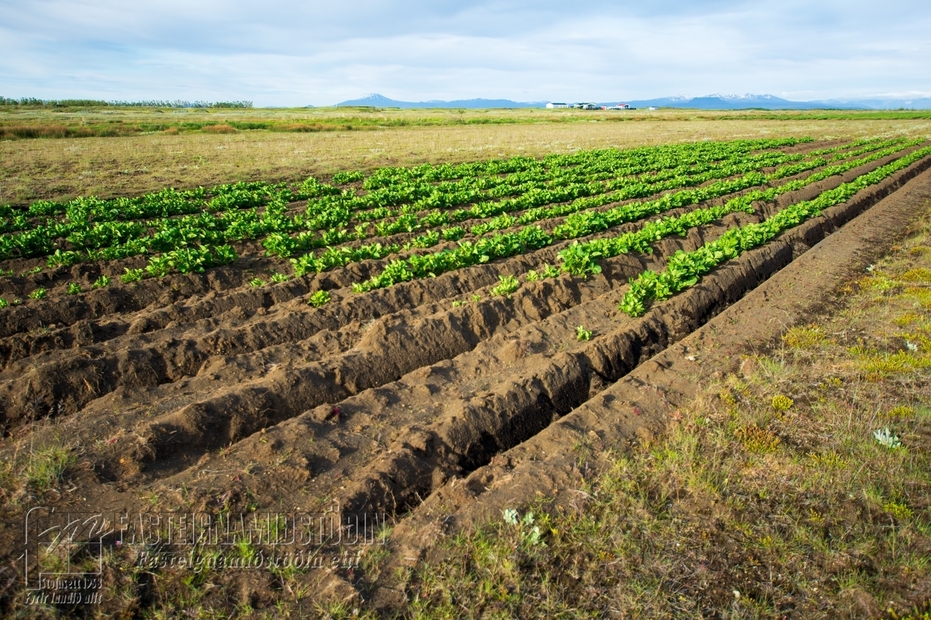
[0,0,928,106]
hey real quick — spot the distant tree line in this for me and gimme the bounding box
[0,97,252,108]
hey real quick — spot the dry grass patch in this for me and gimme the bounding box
[202,123,237,134]
[783,324,828,349]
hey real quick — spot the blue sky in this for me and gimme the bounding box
[0,0,928,106]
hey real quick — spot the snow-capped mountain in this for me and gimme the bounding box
[335,93,544,109]
[333,93,931,110]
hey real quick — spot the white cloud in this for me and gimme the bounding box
[0,0,928,104]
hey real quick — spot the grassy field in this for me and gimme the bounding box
[3,107,931,206]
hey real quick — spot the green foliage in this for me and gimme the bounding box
[0,297,7,308]
[332,170,365,185]
[29,288,46,300]
[121,268,144,283]
[525,264,560,282]
[92,275,110,289]
[490,274,520,297]
[356,225,552,292]
[443,226,465,241]
[618,144,931,316]
[263,232,299,258]
[502,509,544,549]
[3,136,918,315]
[291,242,398,277]
[146,244,237,278]
[559,243,604,278]
[412,230,441,248]
[211,244,238,266]
[2,137,821,273]
[873,427,902,449]
[576,325,593,341]
[25,444,76,493]
[308,290,331,307]
[67,282,81,295]
[47,249,82,268]
[299,177,340,198]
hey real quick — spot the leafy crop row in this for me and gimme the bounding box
[349,139,921,292]
[552,139,922,277]
[1,137,920,300]
[357,138,809,189]
[618,145,931,316]
[0,139,814,267]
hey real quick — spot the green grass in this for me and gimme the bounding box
[0,438,77,506]
[24,445,76,493]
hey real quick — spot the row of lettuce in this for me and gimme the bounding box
[1,138,900,277]
[0,137,923,311]
[616,145,931,315]
[0,138,817,266]
[345,139,919,291]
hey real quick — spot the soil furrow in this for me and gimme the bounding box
[137,148,931,525]
[362,158,931,613]
[0,149,916,430]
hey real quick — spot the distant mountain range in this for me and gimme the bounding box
[335,93,545,109]
[336,92,931,110]
[624,93,931,110]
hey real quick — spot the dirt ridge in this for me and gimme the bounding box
[361,152,931,612]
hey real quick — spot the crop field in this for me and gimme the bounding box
[1,123,931,616]
[4,105,931,206]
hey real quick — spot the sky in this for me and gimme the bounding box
[0,0,929,106]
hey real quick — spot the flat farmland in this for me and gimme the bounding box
[3,106,931,205]
[1,109,930,617]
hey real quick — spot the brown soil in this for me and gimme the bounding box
[1,142,930,616]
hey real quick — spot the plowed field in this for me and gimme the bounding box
[2,135,930,615]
